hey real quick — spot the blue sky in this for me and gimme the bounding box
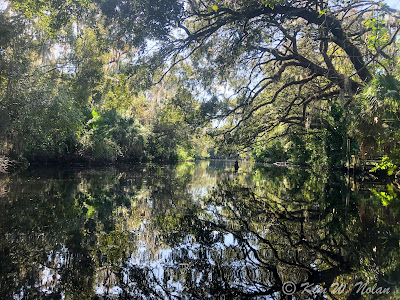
[386,0,400,9]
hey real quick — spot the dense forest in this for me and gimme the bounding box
[1,0,400,171]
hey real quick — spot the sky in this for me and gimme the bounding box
[386,0,400,9]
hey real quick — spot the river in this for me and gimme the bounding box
[0,160,399,299]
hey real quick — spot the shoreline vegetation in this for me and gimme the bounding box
[0,154,394,182]
[0,154,239,173]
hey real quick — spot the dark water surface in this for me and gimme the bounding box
[0,160,399,299]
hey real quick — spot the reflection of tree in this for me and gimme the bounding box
[0,162,205,298]
[1,164,400,299]
[0,167,142,299]
[147,170,400,299]
[0,172,91,299]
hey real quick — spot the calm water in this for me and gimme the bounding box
[0,160,399,299]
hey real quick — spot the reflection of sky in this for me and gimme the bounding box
[0,1,7,11]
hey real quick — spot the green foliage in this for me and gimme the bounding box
[252,102,348,168]
[11,0,90,34]
[286,134,310,165]
[264,0,285,9]
[323,104,347,168]
[10,82,84,159]
[69,28,106,106]
[98,231,132,264]
[372,184,399,207]
[356,74,400,162]
[80,109,144,160]
[0,2,205,163]
[361,75,400,113]
[365,16,389,50]
[146,120,180,162]
[177,145,195,161]
[252,139,288,163]
[371,156,398,175]
[98,0,183,46]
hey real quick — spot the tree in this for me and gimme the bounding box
[97,0,400,148]
[3,0,400,165]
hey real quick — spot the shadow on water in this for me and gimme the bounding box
[0,160,399,299]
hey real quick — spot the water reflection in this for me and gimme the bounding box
[0,161,399,299]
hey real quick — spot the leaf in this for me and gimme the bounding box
[212,4,218,12]
[264,0,275,9]
[92,109,99,117]
[388,166,397,176]
[318,9,326,17]
[87,205,96,216]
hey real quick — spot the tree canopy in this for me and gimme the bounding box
[91,0,400,141]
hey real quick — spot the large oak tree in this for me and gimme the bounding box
[94,0,400,145]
